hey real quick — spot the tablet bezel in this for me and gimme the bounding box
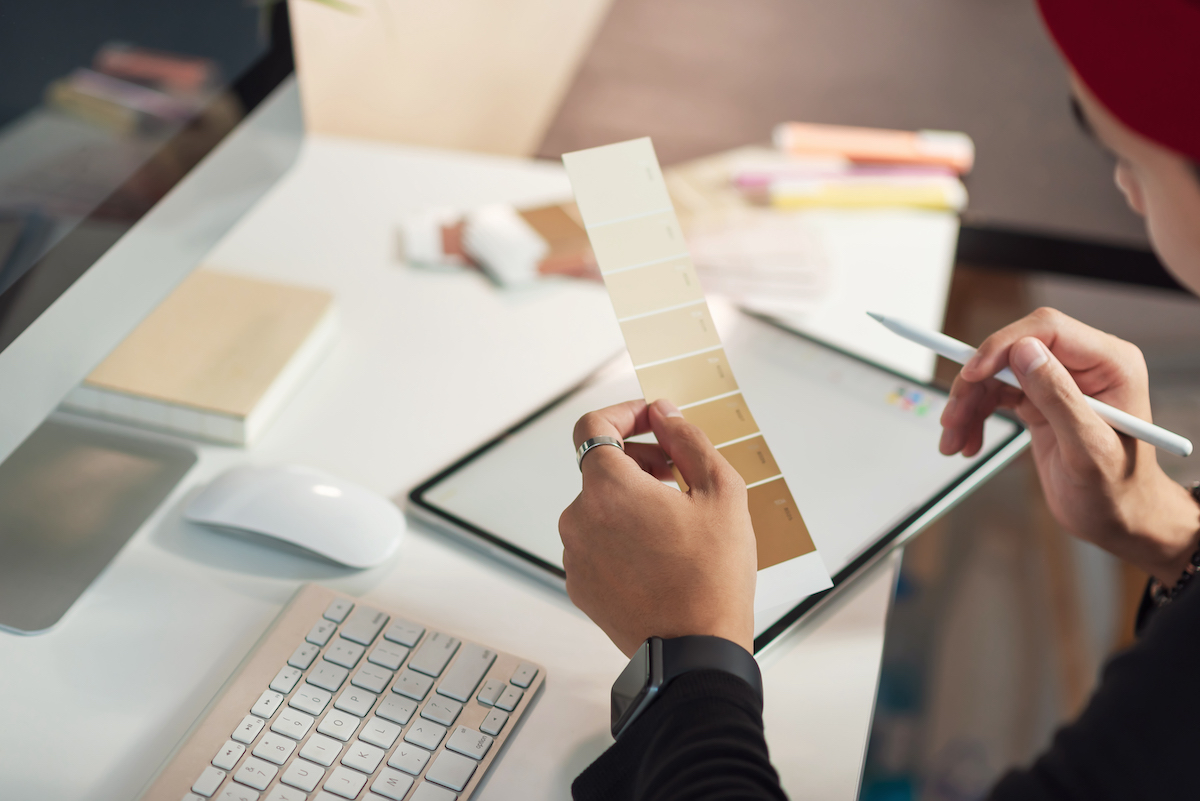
[407,313,1030,654]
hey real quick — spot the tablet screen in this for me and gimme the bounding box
[412,311,1024,641]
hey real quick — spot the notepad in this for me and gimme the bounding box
[63,270,337,446]
[563,137,831,608]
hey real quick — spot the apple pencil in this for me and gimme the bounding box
[867,312,1193,457]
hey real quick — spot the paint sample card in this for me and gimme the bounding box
[563,137,831,609]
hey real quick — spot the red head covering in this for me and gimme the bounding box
[1036,0,1200,162]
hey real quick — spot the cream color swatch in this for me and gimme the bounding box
[288,0,613,156]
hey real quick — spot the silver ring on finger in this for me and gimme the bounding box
[576,435,625,471]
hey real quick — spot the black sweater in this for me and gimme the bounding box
[572,580,1200,801]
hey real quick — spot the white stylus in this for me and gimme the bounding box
[867,312,1193,457]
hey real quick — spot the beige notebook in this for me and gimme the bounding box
[63,270,338,446]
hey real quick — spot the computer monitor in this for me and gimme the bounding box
[0,1,302,467]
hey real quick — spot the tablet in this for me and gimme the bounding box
[409,310,1028,653]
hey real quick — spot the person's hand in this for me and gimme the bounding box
[939,307,1200,583]
[559,398,757,657]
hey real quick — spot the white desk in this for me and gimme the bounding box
[0,125,898,800]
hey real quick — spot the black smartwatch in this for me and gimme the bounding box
[610,635,763,739]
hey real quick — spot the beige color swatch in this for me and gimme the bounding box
[681,394,760,446]
[635,349,739,407]
[288,0,612,156]
[619,303,720,367]
[718,436,781,486]
[587,212,688,273]
[605,257,705,319]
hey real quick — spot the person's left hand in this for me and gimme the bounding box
[559,398,757,657]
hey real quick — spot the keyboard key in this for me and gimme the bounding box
[334,687,377,718]
[250,690,285,719]
[306,619,338,647]
[251,732,296,765]
[281,758,324,792]
[408,633,459,677]
[192,766,226,797]
[290,683,333,716]
[359,716,403,749]
[308,660,350,692]
[185,794,204,801]
[411,782,458,801]
[323,599,354,623]
[265,786,306,801]
[351,664,393,694]
[212,740,246,770]
[476,679,504,707]
[324,766,368,799]
[287,642,321,670]
[317,708,361,742]
[232,715,265,744]
[446,726,493,760]
[510,662,539,688]
[340,740,385,774]
[269,666,303,695]
[387,744,431,776]
[371,767,415,801]
[403,720,447,750]
[425,750,477,792]
[340,606,389,646]
[495,685,523,712]
[270,708,315,740]
[376,694,418,726]
[383,619,425,648]
[421,697,462,726]
[325,638,366,669]
[436,643,495,702]
[393,669,433,700]
[218,786,259,801]
[368,641,409,671]
[233,756,278,791]
[480,708,508,736]
[300,733,343,767]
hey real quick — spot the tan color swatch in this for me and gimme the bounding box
[605,257,704,319]
[747,478,816,570]
[636,349,739,407]
[681,394,760,446]
[718,436,781,486]
[588,212,687,273]
[619,303,721,367]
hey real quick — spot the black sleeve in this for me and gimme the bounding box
[572,669,788,801]
[989,579,1200,800]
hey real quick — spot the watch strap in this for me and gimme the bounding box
[660,635,763,701]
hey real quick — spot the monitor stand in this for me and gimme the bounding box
[0,413,196,634]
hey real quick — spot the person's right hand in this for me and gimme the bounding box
[939,307,1200,583]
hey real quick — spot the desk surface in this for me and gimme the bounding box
[1,98,899,800]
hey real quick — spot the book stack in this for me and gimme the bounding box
[63,270,338,446]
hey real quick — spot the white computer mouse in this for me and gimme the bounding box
[184,464,404,568]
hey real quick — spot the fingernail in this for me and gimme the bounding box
[941,396,957,423]
[653,398,683,418]
[939,426,957,454]
[1012,338,1049,376]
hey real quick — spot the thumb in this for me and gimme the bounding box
[648,398,731,495]
[1010,337,1111,450]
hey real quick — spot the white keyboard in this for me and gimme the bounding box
[139,584,544,801]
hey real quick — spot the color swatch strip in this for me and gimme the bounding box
[563,138,819,572]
